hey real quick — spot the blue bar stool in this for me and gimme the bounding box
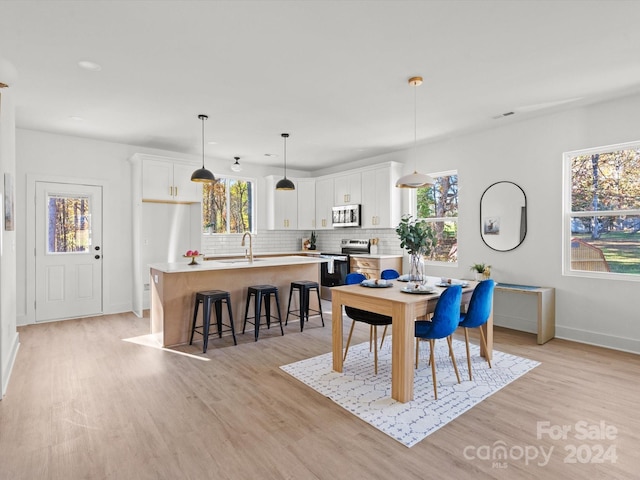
[242,285,284,341]
[190,290,237,353]
[285,280,324,331]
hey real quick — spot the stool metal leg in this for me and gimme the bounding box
[190,296,200,346]
[314,287,325,327]
[225,298,237,345]
[214,299,224,338]
[299,287,308,332]
[242,292,252,334]
[285,284,294,326]
[202,296,212,353]
[254,292,262,341]
[264,293,272,329]
[273,292,284,336]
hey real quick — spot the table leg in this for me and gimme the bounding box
[332,291,344,373]
[391,302,415,403]
[479,306,494,361]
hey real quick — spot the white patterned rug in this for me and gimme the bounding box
[280,337,539,447]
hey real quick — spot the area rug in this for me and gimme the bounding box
[280,337,539,447]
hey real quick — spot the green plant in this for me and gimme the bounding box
[310,231,317,247]
[470,263,490,273]
[395,215,437,257]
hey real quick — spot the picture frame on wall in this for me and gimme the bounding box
[483,216,500,235]
[4,172,14,231]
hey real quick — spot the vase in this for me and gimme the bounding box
[409,253,426,284]
[475,271,483,281]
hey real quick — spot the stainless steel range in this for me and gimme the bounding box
[320,239,370,300]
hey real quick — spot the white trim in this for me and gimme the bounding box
[1,334,19,398]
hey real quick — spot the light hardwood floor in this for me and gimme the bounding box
[1,305,638,480]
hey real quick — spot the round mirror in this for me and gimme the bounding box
[480,181,527,252]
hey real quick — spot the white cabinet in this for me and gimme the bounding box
[266,176,298,229]
[315,177,334,229]
[334,171,361,205]
[142,158,202,203]
[361,163,402,228]
[297,178,316,230]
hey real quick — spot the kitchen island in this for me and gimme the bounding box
[149,256,326,347]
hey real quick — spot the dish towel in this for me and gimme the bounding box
[326,257,334,274]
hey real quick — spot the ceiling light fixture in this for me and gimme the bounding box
[395,76,435,189]
[78,60,102,71]
[191,114,216,183]
[275,133,295,190]
[231,156,242,172]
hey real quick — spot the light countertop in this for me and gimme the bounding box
[149,255,326,274]
[350,254,403,259]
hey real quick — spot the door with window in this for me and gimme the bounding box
[35,182,103,322]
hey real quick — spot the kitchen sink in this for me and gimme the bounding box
[217,258,264,264]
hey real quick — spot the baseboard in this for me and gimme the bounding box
[2,332,20,398]
[555,325,640,355]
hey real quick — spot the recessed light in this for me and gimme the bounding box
[207,141,217,145]
[264,153,278,157]
[78,60,102,72]
[69,116,84,121]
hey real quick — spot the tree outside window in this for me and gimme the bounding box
[416,171,458,263]
[565,142,640,278]
[202,177,254,234]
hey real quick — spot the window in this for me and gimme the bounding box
[564,141,640,279]
[202,176,255,234]
[416,171,458,263]
[47,194,92,253]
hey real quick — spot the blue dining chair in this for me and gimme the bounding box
[415,285,462,400]
[343,272,392,374]
[378,269,400,347]
[458,279,495,380]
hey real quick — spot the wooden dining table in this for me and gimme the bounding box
[331,278,492,403]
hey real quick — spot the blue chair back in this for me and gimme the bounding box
[459,279,495,329]
[415,285,462,340]
[380,269,400,280]
[346,272,367,285]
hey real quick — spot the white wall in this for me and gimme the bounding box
[0,84,19,397]
[411,93,640,354]
[15,129,310,324]
[13,91,640,354]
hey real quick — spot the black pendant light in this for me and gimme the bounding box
[191,114,216,183]
[275,133,295,190]
[396,76,435,188]
[231,156,242,172]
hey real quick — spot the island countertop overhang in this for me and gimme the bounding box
[149,255,326,274]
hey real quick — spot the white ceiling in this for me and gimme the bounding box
[2,1,640,172]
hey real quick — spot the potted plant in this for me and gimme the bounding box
[470,263,491,281]
[395,215,437,282]
[309,231,317,250]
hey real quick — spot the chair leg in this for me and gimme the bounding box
[285,284,294,326]
[446,335,461,384]
[190,297,200,345]
[373,326,378,375]
[315,287,325,327]
[380,325,388,348]
[343,321,356,362]
[369,325,373,352]
[464,327,473,381]
[415,338,420,368]
[429,339,437,400]
[273,292,284,336]
[478,326,492,369]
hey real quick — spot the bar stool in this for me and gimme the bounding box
[190,290,237,353]
[242,285,284,341]
[285,280,324,332]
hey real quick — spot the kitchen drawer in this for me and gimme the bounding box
[351,257,380,270]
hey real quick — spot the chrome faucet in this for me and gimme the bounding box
[241,232,253,263]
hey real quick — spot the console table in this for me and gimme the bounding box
[493,283,555,344]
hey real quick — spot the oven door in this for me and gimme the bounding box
[320,255,349,300]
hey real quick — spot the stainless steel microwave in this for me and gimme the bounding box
[332,204,361,227]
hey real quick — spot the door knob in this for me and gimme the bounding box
[95,246,101,251]
[95,255,101,259]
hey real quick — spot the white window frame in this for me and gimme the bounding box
[203,173,257,235]
[562,140,640,281]
[415,169,458,266]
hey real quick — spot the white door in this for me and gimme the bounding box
[35,182,103,322]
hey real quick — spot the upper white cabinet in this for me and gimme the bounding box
[361,163,402,229]
[334,171,361,205]
[141,157,202,203]
[265,175,299,229]
[297,178,316,231]
[315,177,334,230]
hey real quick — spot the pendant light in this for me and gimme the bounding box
[275,133,295,190]
[191,114,216,183]
[231,156,242,172]
[396,76,435,188]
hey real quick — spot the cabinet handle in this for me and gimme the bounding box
[169,186,173,196]
[174,186,178,197]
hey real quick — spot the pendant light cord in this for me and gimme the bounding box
[414,82,417,172]
[201,116,206,168]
